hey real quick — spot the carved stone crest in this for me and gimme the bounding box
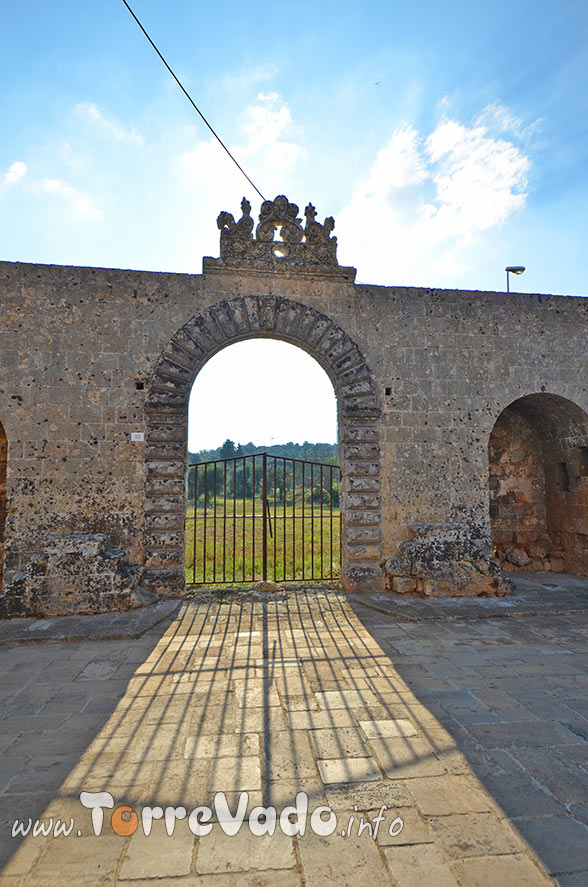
[216,195,338,267]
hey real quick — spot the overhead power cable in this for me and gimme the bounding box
[121,0,266,201]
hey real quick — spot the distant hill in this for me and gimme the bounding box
[189,439,338,465]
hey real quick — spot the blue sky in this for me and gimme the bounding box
[1,0,586,447]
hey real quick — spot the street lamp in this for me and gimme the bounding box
[505,265,525,292]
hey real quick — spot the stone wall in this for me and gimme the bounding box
[0,243,586,614]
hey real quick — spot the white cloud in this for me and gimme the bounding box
[240,91,295,147]
[222,64,279,92]
[2,161,27,186]
[475,102,543,142]
[40,178,102,220]
[178,92,304,186]
[363,126,428,195]
[336,104,531,286]
[175,92,306,261]
[75,102,144,146]
[426,119,529,232]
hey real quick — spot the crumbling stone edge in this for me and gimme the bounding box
[0,532,170,619]
[382,521,515,598]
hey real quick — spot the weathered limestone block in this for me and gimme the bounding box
[504,546,531,567]
[381,554,411,577]
[347,476,380,493]
[143,548,183,569]
[344,510,380,526]
[318,326,346,359]
[346,527,381,547]
[341,561,385,594]
[336,349,368,376]
[0,533,148,618]
[383,522,513,598]
[141,565,185,595]
[345,493,381,509]
[227,297,252,335]
[209,301,240,339]
[392,576,417,594]
[144,513,184,531]
[343,444,380,461]
[146,423,185,443]
[146,460,185,478]
[528,543,547,560]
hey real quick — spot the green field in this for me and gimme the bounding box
[185,497,341,584]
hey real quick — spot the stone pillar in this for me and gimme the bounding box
[339,412,385,593]
[142,406,187,595]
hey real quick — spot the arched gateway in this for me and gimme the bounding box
[143,196,384,595]
[144,297,383,594]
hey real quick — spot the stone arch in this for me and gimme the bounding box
[488,393,588,575]
[143,295,383,594]
[0,420,6,589]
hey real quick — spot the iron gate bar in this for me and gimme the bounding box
[252,456,256,581]
[330,465,334,579]
[222,463,227,580]
[262,453,267,581]
[320,463,324,578]
[311,462,314,579]
[213,461,217,581]
[193,461,198,582]
[203,462,207,581]
[273,459,277,581]
[302,462,305,581]
[282,458,287,580]
[292,460,296,581]
[232,459,236,582]
[241,456,246,581]
[186,452,341,585]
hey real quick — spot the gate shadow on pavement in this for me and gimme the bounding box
[0,607,185,880]
[349,584,588,885]
[1,587,586,884]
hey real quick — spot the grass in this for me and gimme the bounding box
[185,497,341,585]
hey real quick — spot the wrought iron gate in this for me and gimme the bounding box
[185,453,341,585]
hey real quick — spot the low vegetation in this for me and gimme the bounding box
[186,440,341,584]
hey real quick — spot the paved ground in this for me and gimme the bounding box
[355,572,588,622]
[0,579,587,886]
[0,601,180,646]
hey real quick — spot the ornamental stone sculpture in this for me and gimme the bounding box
[216,195,338,267]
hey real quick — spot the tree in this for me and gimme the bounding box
[220,438,236,459]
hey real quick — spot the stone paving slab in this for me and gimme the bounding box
[354,572,588,621]
[0,586,586,885]
[0,601,181,645]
